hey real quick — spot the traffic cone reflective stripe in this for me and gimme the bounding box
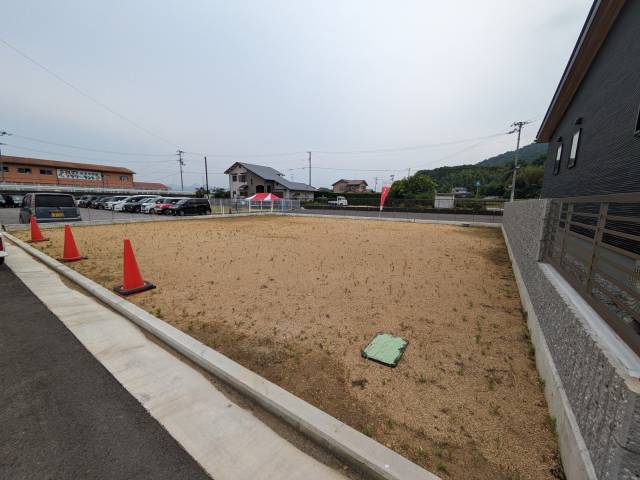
[28,216,47,243]
[114,239,155,295]
[59,225,85,262]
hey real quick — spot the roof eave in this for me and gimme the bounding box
[537,0,626,142]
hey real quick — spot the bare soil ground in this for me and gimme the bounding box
[15,216,562,479]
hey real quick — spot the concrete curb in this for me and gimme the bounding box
[3,231,439,480]
[500,225,597,480]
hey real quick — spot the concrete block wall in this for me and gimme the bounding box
[503,199,640,480]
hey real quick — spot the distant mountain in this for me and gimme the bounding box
[476,142,548,167]
[412,142,548,199]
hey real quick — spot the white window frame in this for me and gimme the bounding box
[567,129,581,169]
[553,140,563,175]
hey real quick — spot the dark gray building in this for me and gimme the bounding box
[538,0,640,197]
[503,2,640,479]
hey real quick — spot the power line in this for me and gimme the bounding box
[1,35,542,170]
[312,132,506,155]
[0,122,513,167]
[408,141,491,170]
[0,142,176,165]
[311,166,404,172]
[9,133,174,157]
[0,37,177,148]
[302,138,501,174]
[182,150,306,158]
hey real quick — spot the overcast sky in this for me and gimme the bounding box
[1,0,592,190]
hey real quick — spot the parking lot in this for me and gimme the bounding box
[0,207,160,226]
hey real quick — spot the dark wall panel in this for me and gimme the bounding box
[542,1,640,198]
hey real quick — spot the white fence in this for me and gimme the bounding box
[207,198,301,214]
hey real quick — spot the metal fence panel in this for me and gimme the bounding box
[544,194,640,354]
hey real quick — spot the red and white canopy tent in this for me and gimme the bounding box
[246,193,282,201]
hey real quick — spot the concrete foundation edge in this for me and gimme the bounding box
[3,232,439,480]
[501,225,598,480]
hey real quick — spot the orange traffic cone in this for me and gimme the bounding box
[113,239,155,295]
[58,225,86,262]
[28,216,48,243]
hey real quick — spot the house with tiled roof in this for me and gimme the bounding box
[224,162,316,201]
[331,179,368,194]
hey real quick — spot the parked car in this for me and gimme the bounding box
[167,198,211,216]
[122,195,161,213]
[93,196,114,209]
[113,196,136,211]
[140,197,170,214]
[1,194,16,208]
[76,195,89,207]
[104,196,129,210]
[19,193,82,224]
[0,234,7,265]
[328,196,348,206]
[77,195,99,208]
[88,195,111,208]
[152,197,186,214]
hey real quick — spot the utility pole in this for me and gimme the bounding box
[0,142,5,184]
[307,151,312,186]
[0,131,11,183]
[374,176,379,192]
[204,156,209,197]
[508,121,530,202]
[176,149,185,191]
[407,167,411,178]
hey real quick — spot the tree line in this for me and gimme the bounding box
[389,155,545,200]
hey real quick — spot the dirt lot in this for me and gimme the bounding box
[15,216,562,479]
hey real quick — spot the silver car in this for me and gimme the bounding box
[19,193,82,224]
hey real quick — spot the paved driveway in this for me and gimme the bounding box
[0,263,211,480]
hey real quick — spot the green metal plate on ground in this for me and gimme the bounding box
[361,333,408,367]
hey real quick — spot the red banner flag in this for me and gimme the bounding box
[380,186,390,211]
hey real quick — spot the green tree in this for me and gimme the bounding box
[514,164,544,199]
[389,173,437,198]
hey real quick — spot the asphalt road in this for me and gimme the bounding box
[296,208,503,223]
[0,206,503,227]
[0,263,211,480]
